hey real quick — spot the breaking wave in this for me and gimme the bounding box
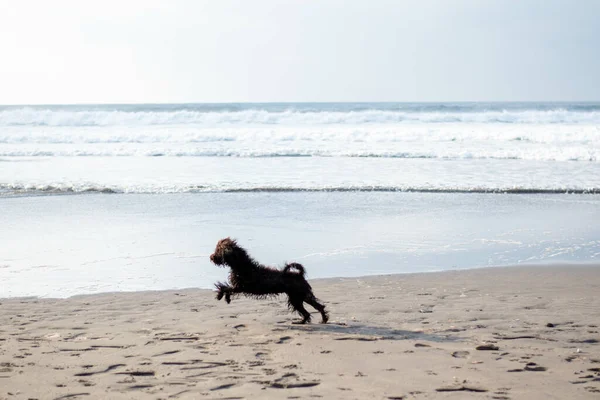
[2,106,600,126]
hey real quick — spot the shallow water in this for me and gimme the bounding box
[1,192,598,298]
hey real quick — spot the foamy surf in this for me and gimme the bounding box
[1,102,599,197]
[2,102,600,126]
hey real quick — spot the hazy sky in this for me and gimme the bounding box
[1,0,599,104]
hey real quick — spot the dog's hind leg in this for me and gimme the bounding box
[288,296,312,324]
[305,295,329,323]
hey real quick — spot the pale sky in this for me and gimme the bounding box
[1,0,599,104]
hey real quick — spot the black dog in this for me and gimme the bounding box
[210,238,328,324]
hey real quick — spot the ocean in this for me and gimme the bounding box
[1,102,599,297]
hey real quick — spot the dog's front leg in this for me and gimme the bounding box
[215,282,233,303]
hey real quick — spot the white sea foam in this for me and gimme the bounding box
[1,156,599,196]
[0,124,598,161]
[2,107,600,126]
[1,103,599,196]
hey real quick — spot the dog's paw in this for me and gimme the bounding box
[225,293,231,304]
[216,291,224,301]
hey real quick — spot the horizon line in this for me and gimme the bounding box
[2,100,600,107]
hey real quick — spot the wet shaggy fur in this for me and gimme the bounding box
[210,238,329,324]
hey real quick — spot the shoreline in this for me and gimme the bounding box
[1,264,599,399]
[3,187,600,197]
[2,261,599,301]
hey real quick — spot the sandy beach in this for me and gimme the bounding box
[1,264,599,399]
[3,1,600,399]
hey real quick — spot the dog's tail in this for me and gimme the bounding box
[283,262,306,277]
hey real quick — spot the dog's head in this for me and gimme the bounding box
[209,237,238,267]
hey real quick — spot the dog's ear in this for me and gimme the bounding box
[222,246,233,256]
[216,238,234,261]
[222,244,237,263]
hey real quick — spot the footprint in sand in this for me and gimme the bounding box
[115,371,156,377]
[435,385,488,393]
[276,336,292,344]
[53,393,91,399]
[452,351,470,358]
[476,344,499,351]
[210,383,236,391]
[74,364,125,377]
[267,374,320,390]
[152,349,181,357]
[508,362,547,373]
[492,388,511,399]
[523,362,547,372]
[128,384,154,390]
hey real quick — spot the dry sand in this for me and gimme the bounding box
[1,265,599,399]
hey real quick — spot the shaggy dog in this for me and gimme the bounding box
[210,238,329,324]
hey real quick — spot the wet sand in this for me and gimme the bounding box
[1,265,599,399]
